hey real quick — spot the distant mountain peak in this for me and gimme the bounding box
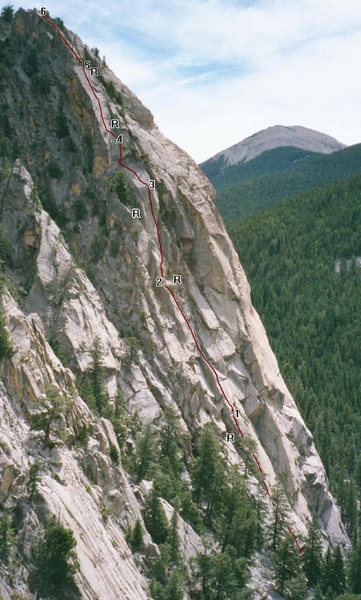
[202,124,346,168]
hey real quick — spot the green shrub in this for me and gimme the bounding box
[122,336,140,366]
[31,74,51,96]
[100,501,111,522]
[76,425,89,445]
[56,109,70,139]
[159,200,177,227]
[0,304,12,360]
[73,197,87,221]
[0,261,12,360]
[111,172,130,205]
[90,232,104,263]
[49,336,68,366]
[0,225,10,259]
[47,160,63,179]
[53,17,65,29]
[0,513,13,564]
[110,239,119,257]
[31,384,70,447]
[101,78,122,104]
[83,132,93,174]
[23,48,39,77]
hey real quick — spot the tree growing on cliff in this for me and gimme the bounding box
[28,517,78,598]
[0,513,13,565]
[191,422,227,525]
[89,336,108,414]
[134,423,157,482]
[268,478,290,551]
[142,480,169,545]
[129,519,144,552]
[302,519,324,588]
[31,384,70,447]
[27,461,41,502]
[273,535,300,597]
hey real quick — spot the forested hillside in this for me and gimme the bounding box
[205,144,361,221]
[201,146,319,185]
[227,174,361,550]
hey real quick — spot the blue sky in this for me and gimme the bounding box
[5,0,361,162]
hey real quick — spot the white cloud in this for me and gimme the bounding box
[7,0,361,161]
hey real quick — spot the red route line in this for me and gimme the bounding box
[42,15,82,63]
[165,285,233,410]
[41,12,302,555]
[233,414,244,438]
[253,453,262,472]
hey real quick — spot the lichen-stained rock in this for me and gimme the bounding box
[0,6,347,599]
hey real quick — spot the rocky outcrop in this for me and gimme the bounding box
[0,7,347,599]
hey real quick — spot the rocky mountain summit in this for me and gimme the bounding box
[201,125,346,172]
[0,8,346,600]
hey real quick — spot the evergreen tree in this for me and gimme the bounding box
[273,535,299,597]
[220,467,258,558]
[302,519,324,588]
[89,337,108,414]
[323,545,346,595]
[164,569,184,600]
[31,384,70,447]
[168,506,182,567]
[286,572,308,600]
[0,5,14,22]
[191,544,248,600]
[210,546,247,600]
[56,100,70,139]
[0,264,13,360]
[111,389,127,449]
[191,545,213,599]
[27,461,40,502]
[0,514,13,565]
[78,374,96,412]
[130,519,143,552]
[269,479,290,550]
[191,423,227,525]
[344,479,358,536]
[142,481,169,545]
[331,545,346,596]
[109,443,120,464]
[322,547,334,594]
[134,424,156,482]
[28,517,78,598]
[159,407,182,475]
[349,539,361,594]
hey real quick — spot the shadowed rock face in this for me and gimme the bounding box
[0,8,346,599]
[201,124,346,168]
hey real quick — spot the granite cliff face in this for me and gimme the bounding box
[0,8,346,599]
